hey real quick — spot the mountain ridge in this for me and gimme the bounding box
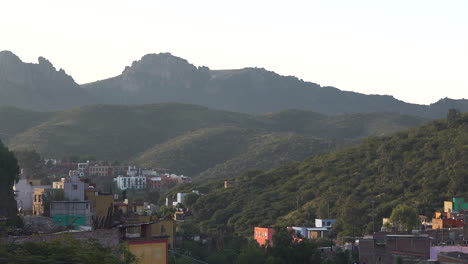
[0,50,466,117]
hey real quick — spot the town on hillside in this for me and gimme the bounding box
[3,155,468,264]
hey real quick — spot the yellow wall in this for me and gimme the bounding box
[444,201,453,213]
[129,241,167,264]
[152,220,175,247]
[95,195,114,218]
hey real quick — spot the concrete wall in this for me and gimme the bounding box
[2,229,120,249]
[64,179,87,201]
[430,246,468,260]
[50,201,92,228]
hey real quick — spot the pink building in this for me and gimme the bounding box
[254,227,275,247]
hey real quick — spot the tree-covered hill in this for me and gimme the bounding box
[177,111,468,236]
[5,103,427,182]
[6,104,427,181]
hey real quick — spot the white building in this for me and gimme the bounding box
[113,175,147,190]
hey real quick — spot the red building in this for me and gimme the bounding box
[254,227,275,247]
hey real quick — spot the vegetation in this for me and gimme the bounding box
[4,104,426,182]
[390,204,420,232]
[175,111,467,237]
[0,235,137,264]
[0,140,19,218]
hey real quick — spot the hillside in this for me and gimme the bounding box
[6,104,427,181]
[0,51,92,111]
[0,106,52,142]
[82,52,468,118]
[176,111,468,236]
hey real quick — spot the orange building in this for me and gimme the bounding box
[254,227,275,246]
[432,218,464,229]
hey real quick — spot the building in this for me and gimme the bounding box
[32,186,52,216]
[121,222,169,264]
[432,218,464,229]
[64,176,88,201]
[77,161,90,176]
[254,227,275,246]
[113,175,147,190]
[359,233,431,264]
[14,179,43,214]
[50,201,92,229]
[315,219,336,229]
[85,190,114,219]
[88,164,113,177]
[52,178,65,189]
[224,180,237,188]
[307,227,331,239]
[176,193,188,205]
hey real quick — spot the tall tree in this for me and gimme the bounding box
[390,204,420,232]
[0,140,20,217]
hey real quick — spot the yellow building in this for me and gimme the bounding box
[444,201,453,213]
[128,240,168,264]
[152,220,175,248]
[52,178,65,189]
[85,191,114,219]
[32,188,46,215]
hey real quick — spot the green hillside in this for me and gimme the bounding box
[7,103,427,182]
[8,103,263,160]
[0,107,52,142]
[176,111,468,236]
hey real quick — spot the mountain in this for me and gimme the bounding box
[176,111,468,236]
[0,51,466,117]
[5,103,427,182]
[0,51,92,111]
[82,52,468,118]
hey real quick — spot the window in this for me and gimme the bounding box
[72,184,78,190]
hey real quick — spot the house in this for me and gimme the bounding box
[50,200,92,229]
[254,227,275,246]
[113,175,147,190]
[32,186,52,216]
[120,222,169,264]
[65,176,88,201]
[85,190,114,219]
[52,178,65,189]
[315,219,336,229]
[13,179,45,215]
[359,233,431,264]
[307,227,331,239]
[438,251,468,263]
[224,180,237,188]
[88,164,113,177]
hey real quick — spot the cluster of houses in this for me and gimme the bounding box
[10,161,192,264]
[113,165,190,191]
[255,198,468,263]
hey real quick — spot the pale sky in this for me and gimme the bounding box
[1,0,467,104]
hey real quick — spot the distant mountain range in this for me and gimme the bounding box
[0,50,466,118]
[1,103,427,181]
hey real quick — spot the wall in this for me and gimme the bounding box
[385,235,430,258]
[64,178,87,201]
[128,240,168,264]
[254,227,274,246]
[152,220,175,248]
[50,201,91,229]
[2,229,120,249]
[430,246,468,260]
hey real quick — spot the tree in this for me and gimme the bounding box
[236,240,267,264]
[183,192,199,207]
[0,141,19,218]
[390,204,420,232]
[0,234,137,264]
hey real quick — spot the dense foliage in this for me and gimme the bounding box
[179,111,467,236]
[0,140,19,217]
[0,235,136,264]
[4,104,425,182]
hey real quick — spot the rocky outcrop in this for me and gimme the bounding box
[0,51,92,111]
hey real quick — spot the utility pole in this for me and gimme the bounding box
[371,200,375,233]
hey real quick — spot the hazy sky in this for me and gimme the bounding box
[1,0,467,104]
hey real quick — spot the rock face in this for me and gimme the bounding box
[83,52,468,118]
[0,51,92,111]
[1,50,467,117]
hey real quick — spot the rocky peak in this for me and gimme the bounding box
[0,50,22,66]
